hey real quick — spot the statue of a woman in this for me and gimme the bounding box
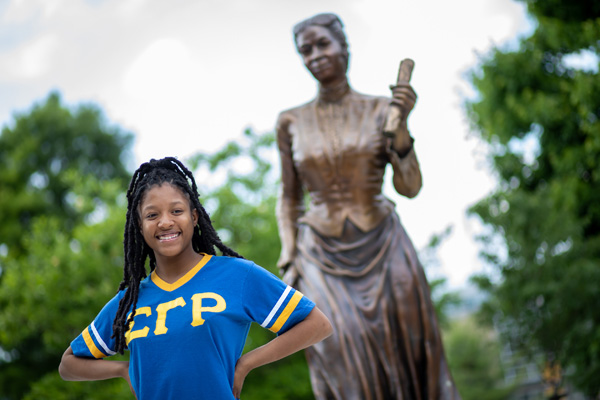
[275,13,460,399]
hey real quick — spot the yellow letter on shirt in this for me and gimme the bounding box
[154,297,186,335]
[191,293,226,326]
[125,307,152,345]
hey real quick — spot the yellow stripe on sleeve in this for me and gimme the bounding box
[82,327,107,359]
[269,291,303,333]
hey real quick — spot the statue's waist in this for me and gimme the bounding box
[308,187,385,204]
[299,199,396,238]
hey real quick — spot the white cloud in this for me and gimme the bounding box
[0,33,58,80]
[2,0,63,23]
[123,38,197,100]
[117,0,149,17]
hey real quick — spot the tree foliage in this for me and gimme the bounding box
[0,92,133,399]
[444,317,516,400]
[418,226,462,329]
[0,91,132,257]
[187,128,281,268]
[466,0,600,396]
[0,196,131,399]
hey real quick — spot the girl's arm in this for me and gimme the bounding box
[232,307,332,398]
[59,346,132,389]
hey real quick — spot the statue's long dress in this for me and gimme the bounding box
[276,86,460,400]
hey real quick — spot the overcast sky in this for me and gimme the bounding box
[0,0,532,288]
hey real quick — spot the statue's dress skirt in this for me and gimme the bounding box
[295,214,460,400]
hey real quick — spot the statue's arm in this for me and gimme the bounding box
[383,84,422,198]
[276,112,305,275]
[387,135,422,198]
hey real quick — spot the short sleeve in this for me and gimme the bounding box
[242,263,315,335]
[70,292,124,358]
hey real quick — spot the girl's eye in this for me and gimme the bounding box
[146,213,157,219]
[173,209,183,215]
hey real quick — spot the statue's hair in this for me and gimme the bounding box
[111,157,242,354]
[293,13,348,51]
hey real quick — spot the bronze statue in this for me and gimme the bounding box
[275,13,461,399]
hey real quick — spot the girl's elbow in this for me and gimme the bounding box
[323,318,334,339]
[58,359,76,381]
[316,312,333,340]
[319,326,333,343]
[58,348,76,381]
[58,361,71,381]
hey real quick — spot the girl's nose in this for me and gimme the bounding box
[158,215,174,229]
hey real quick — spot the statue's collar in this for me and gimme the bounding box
[317,80,351,103]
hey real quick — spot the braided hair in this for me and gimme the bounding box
[111,157,242,354]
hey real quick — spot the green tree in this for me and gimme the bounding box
[187,128,281,267]
[418,226,462,329]
[444,317,515,400]
[0,176,132,399]
[0,91,132,257]
[465,0,600,396]
[0,92,133,399]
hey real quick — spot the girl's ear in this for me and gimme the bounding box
[192,208,199,225]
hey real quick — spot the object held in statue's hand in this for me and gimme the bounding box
[383,58,415,138]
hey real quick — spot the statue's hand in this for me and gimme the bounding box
[282,264,299,287]
[277,248,299,286]
[389,83,417,121]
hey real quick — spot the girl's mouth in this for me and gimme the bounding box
[157,232,180,241]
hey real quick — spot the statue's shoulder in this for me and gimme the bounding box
[279,98,315,115]
[277,99,316,125]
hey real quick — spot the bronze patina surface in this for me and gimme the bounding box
[275,13,461,400]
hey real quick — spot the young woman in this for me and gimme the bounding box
[275,13,460,399]
[59,157,332,399]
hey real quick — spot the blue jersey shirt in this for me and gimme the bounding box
[71,255,315,399]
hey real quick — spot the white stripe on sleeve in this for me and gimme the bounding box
[261,285,292,328]
[91,321,117,356]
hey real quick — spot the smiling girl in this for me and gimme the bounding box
[58,157,332,399]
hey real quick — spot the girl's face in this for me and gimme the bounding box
[138,183,198,263]
[296,25,347,84]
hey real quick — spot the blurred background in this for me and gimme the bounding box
[0,0,598,399]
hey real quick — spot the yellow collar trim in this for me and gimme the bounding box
[151,254,212,292]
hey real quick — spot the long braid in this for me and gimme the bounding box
[111,157,242,354]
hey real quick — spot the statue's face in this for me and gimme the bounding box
[296,25,347,84]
